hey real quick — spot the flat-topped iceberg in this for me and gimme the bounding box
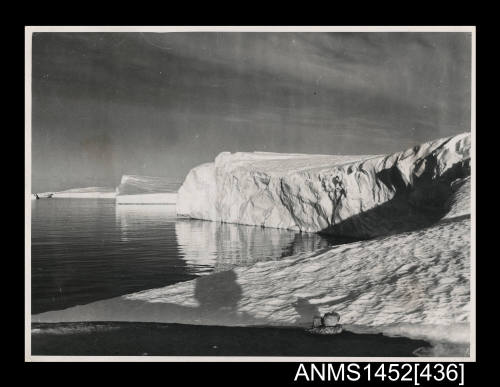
[115,175,180,204]
[177,133,470,238]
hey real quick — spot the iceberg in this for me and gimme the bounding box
[177,133,470,238]
[115,175,181,204]
[33,175,181,203]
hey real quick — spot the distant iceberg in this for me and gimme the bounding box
[115,175,181,204]
[32,175,182,204]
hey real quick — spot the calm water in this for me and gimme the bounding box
[32,199,337,314]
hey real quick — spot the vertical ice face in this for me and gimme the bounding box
[176,163,218,220]
[176,133,471,238]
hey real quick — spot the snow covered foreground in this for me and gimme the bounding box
[177,133,470,238]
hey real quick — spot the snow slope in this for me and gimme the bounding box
[177,133,470,238]
[116,175,181,204]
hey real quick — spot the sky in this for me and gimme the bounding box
[31,32,471,192]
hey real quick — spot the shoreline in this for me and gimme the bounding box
[32,321,432,357]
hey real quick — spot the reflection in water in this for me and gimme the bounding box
[175,219,331,273]
[115,204,330,276]
[115,204,177,242]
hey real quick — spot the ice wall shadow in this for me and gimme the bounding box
[322,157,470,239]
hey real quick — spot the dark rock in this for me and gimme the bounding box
[322,311,340,327]
[312,316,323,328]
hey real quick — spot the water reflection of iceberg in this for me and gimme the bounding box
[115,204,331,274]
[175,219,330,273]
[115,204,177,242]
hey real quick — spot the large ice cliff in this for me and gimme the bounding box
[177,133,470,238]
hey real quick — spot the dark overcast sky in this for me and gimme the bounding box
[31,32,471,192]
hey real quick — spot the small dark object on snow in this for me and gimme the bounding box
[308,311,343,335]
[322,311,340,327]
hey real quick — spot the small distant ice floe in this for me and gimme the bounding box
[31,193,52,200]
